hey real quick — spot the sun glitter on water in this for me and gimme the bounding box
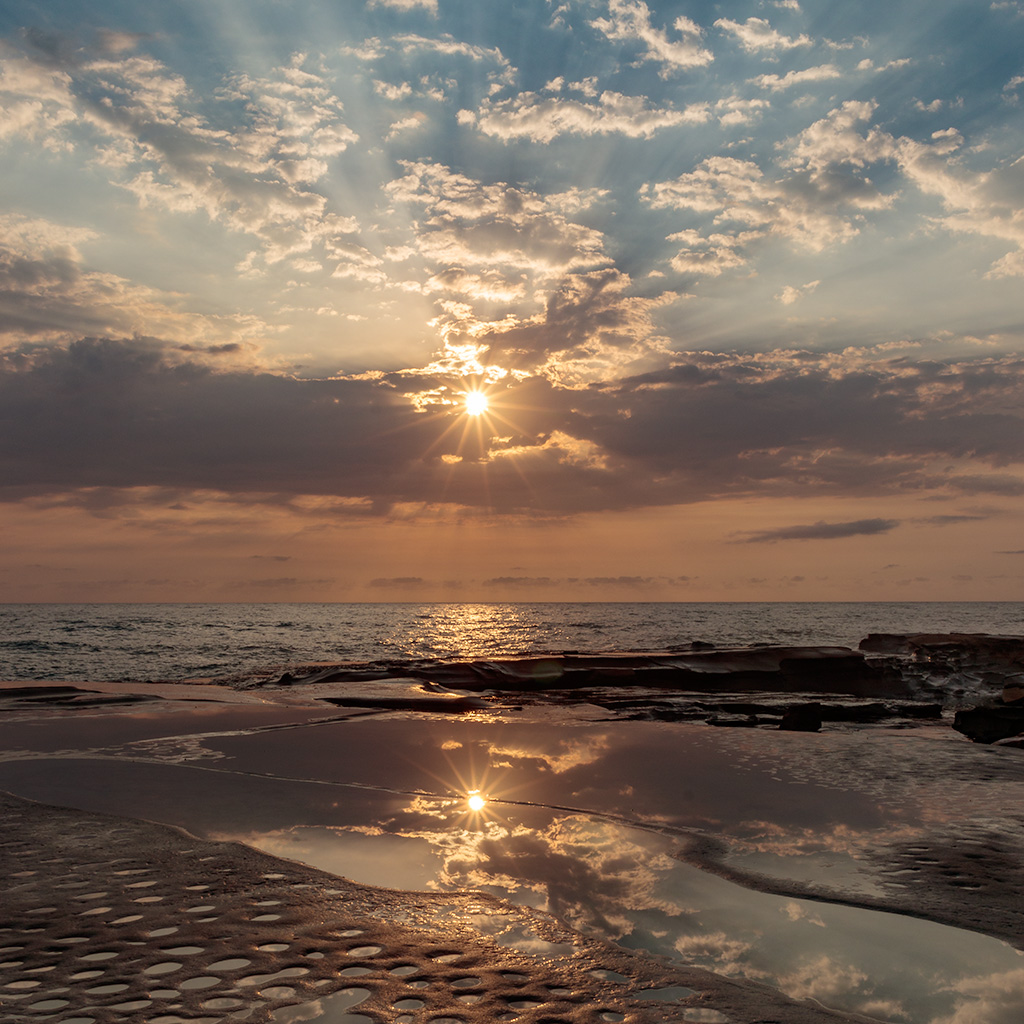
[467,790,487,812]
[464,391,489,416]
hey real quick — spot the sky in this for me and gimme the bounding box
[1,0,1023,603]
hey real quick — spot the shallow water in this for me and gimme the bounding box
[2,708,1023,1023]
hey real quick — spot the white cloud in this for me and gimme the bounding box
[716,95,769,126]
[752,64,842,91]
[462,89,709,143]
[776,280,820,304]
[670,241,750,277]
[383,162,614,333]
[0,44,367,280]
[714,16,812,52]
[591,0,713,75]
[421,268,528,303]
[0,49,77,147]
[27,49,363,272]
[373,79,413,101]
[368,0,438,13]
[0,214,267,346]
[895,132,1024,278]
[386,113,427,140]
[782,100,897,174]
[645,154,870,253]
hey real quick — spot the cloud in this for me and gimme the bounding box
[736,519,901,543]
[667,229,754,277]
[644,101,978,267]
[715,95,770,126]
[1,42,361,274]
[449,267,677,380]
[3,339,1024,518]
[591,0,713,75]
[484,576,558,587]
[776,280,820,304]
[752,65,842,91]
[714,17,812,52]
[0,214,269,347]
[382,162,627,365]
[368,0,438,12]
[461,89,709,143]
[644,152,880,256]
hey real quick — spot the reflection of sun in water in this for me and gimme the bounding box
[467,790,487,812]
[464,391,489,416]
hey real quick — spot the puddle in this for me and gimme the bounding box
[635,985,696,1002]
[271,987,370,1023]
[5,726,1024,1024]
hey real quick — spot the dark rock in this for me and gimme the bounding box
[953,705,1024,744]
[276,671,294,687]
[319,694,488,713]
[993,734,1024,749]
[1003,682,1024,704]
[706,714,760,728]
[818,702,889,723]
[894,702,943,719]
[779,703,823,732]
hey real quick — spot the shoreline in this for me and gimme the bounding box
[2,636,1024,1023]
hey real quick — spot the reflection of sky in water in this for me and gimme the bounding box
[242,799,1024,1024]
[3,712,1024,1024]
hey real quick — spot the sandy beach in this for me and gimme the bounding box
[2,638,1024,1024]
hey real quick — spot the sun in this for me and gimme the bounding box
[464,391,489,416]
[467,790,487,812]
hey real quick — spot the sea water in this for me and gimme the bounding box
[0,601,1022,681]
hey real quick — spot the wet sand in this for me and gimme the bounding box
[2,662,1024,1024]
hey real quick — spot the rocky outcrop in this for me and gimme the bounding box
[421,647,907,698]
[953,705,1024,744]
[779,703,824,732]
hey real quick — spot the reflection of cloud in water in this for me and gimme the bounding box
[673,933,757,974]
[226,788,1024,1024]
[484,733,613,774]
[732,819,919,857]
[937,967,1024,1024]
[440,815,691,937]
[778,955,869,1004]
[781,901,825,927]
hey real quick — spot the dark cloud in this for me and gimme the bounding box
[483,576,557,586]
[369,576,427,587]
[737,519,901,543]
[2,337,1024,517]
[223,577,334,589]
[581,576,657,587]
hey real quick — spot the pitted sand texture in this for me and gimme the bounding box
[0,791,871,1024]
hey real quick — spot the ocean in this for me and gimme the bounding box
[1,601,1022,682]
